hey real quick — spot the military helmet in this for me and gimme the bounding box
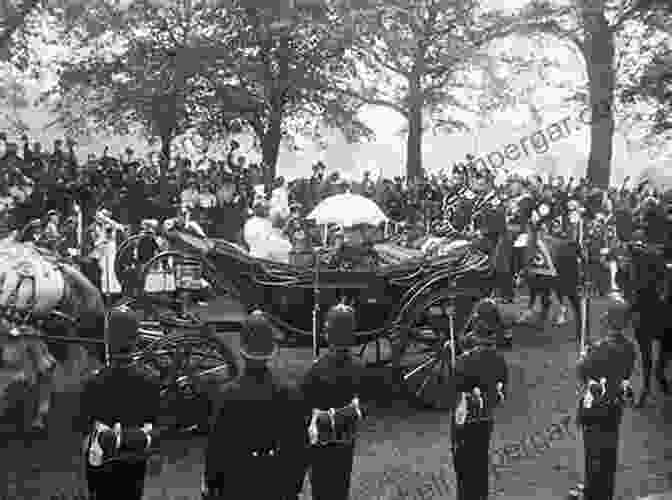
[599,298,631,332]
[470,298,504,334]
[240,310,277,361]
[324,302,356,347]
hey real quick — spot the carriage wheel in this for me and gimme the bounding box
[396,292,480,410]
[132,332,240,433]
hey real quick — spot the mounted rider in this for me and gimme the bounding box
[469,169,511,301]
[505,176,537,281]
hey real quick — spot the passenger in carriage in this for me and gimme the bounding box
[332,224,379,270]
[284,202,313,266]
[242,199,292,263]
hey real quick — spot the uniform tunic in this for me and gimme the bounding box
[299,349,370,500]
[78,364,162,500]
[205,367,306,500]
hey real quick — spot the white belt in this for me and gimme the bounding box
[514,233,529,248]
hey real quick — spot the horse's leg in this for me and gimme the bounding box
[520,282,538,323]
[565,292,582,344]
[539,288,552,323]
[30,372,54,431]
[554,296,569,327]
[656,335,671,395]
[635,329,653,407]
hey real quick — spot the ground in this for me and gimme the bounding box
[1,295,670,500]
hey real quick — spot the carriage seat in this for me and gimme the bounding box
[375,239,485,277]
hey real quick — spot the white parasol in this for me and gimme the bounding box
[307,193,388,227]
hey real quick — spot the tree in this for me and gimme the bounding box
[620,3,672,136]
[217,2,370,184]
[319,0,517,180]
[510,0,672,188]
[42,0,250,205]
[0,0,40,57]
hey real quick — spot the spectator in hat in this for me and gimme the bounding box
[209,171,246,244]
[205,310,306,500]
[77,309,162,500]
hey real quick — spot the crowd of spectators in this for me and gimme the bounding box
[1,131,669,295]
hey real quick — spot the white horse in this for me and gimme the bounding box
[0,238,106,431]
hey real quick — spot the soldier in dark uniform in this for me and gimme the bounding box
[506,179,537,281]
[204,311,306,500]
[77,309,162,500]
[298,303,368,500]
[470,173,510,300]
[451,338,508,500]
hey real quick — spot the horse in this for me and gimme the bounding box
[517,227,582,342]
[619,242,671,407]
[0,238,106,432]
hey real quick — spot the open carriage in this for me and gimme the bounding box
[116,226,499,409]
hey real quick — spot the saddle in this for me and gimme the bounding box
[308,397,364,446]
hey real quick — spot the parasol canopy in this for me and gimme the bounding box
[307,192,388,227]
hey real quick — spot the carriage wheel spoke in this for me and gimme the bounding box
[403,354,437,380]
[414,358,440,399]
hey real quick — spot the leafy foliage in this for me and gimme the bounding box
[44,0,245,149]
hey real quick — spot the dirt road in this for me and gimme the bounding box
[1,296,670,500]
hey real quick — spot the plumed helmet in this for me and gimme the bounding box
[576,330,636,390]
[240,310,277,361]
[452,346,508,408]
[324,302,356,347]
[107,308,141,355]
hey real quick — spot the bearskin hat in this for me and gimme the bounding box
[324,302,356,347]
[240,310,277,361]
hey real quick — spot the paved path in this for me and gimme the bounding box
[1,296,670,500]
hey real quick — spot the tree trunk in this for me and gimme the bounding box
[160,132,173,211]
[261,33,290,193]
[406,49,425,181]
[261,106,283,193]
[582,5,615,189]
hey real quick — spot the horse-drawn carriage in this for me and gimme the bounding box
[114,223,503,409]
[0,237,239,433]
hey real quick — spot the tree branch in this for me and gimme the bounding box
[330,83,407,115]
